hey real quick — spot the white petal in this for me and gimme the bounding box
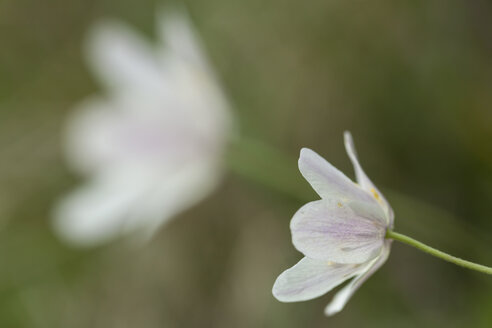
[157,10,209,71]
[125,159,222,242]
[53,168,152,247]
[54,158,221,247]
[291,200,386,263]
[86,20,165,94]
[64,98,121,174]
[272,257,364,302]
[64,97,178,174]
[65,94,223,172]
[324,241,391,316]
[298,148,376,204]
[156,11,234,144]
[343,131,394,226]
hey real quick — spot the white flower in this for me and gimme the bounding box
[272,132,393,315]
[53,11,233,247]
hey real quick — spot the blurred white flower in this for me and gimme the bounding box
[54,11,233,247]
[272,132,393,316]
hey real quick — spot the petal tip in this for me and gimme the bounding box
[324,305,342,316]
[298,147,319,170]
[298,147,312,169]
[299,147,314,158]
[343,131,355,151]
[271,274,292,303]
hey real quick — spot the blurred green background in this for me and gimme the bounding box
[1,0,492,326]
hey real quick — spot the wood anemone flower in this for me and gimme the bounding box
[53,10,233,247]
[273,131,393,315]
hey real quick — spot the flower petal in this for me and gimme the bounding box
[298,148,376,204]
[291,200,386,263]
[64,97,197,174]
[156,11,234,144]
[124,159,222,242]
[54,157,221,247]
[64,98,122,174]
[324,241,391,316]
[53,168,152,247]
[343,131,394,226]
[157,10,209,72]
[86,20,165,94]
[272,257,364,302]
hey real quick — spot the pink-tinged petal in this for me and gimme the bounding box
[324,241,391,316]
[64,93,224,175]
[272,257,364,302]
[291,200,386,263]
[343,131,394,226]
[298,148,376,204]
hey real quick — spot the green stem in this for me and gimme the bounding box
[386,230,492,275]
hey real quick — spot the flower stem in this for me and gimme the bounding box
[386,230,492,275]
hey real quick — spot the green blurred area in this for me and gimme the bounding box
[1,0,492,327]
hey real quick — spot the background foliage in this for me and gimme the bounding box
[0,0,491,326]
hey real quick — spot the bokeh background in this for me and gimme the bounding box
[1,0,492,327]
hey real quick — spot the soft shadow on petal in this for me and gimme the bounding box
[272,257,363,302]
[324,241,391,316]
[291,200,385,263]
[298,148,376,204]
[343,131,394,225]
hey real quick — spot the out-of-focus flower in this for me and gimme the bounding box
[53,11,233,247]
[272,132,393,316]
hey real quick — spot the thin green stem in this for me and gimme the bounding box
[386,230,492,275]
